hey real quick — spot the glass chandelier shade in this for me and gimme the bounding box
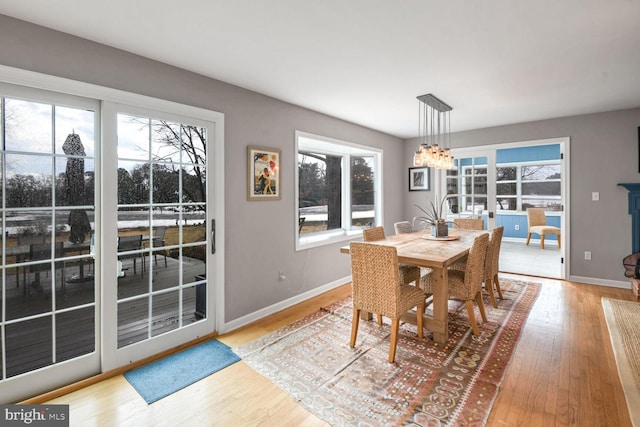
[413,94,455,170]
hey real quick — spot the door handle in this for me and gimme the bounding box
[211,219,216,254]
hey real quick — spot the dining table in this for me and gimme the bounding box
[340,228,488,344]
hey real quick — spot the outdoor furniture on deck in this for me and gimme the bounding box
[29,242,66,294]
[151,226,167,267]
[118,235,144,277]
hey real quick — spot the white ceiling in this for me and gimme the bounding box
[1,0,640,138]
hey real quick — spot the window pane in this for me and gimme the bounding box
[182,164,206,203]
[298,151,342,235]
[446,178,458,195]
[152,164,180,204]
[446,196,459,213]
[497,182,517,195]
[55,157,95,207]
[118,114,150,160]
[118,160,150,205]
[497,197,517,210]
[4,99,53,153]
[351,156,374,227]
[6,317,52,377]
[151,120,182,163]
[522,199,562,211]
[496,167,516,181]
[55,107,95,157]
[521,165,561,180]
[5,154,52,208]
[522,182,561,196]
[474,176,487,194]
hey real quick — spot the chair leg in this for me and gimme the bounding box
[465,300,480,336]
[526,233,532,246]
[350,307,360,348]
[486,279,498,308]
[376,314,383,325]
[476,291,488,323]
[540,234,545,249]
[493,274,504,300]
[389,318,400,363]
[416,303,424,339]
[557,234,561,249]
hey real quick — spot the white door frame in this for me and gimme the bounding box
[447,137,570,280]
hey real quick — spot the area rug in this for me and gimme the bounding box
[235,278,540,426]
[124,339,240,404]
[602,297,640,426]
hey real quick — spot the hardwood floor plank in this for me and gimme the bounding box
[34,276,634,426]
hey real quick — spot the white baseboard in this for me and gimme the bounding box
[218,275,352,334]
[569,275,631,289]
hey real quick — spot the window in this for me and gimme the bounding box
[0,91,98,378]
[496,162,561,212]
[296,131,381,250]
[445,156,488,215]
[116,112,208,348]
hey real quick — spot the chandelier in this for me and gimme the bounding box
[413,94,454,170]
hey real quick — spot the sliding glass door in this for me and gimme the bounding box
[115,111,207,348]
[0,85,100,400]
[0,77,224,402]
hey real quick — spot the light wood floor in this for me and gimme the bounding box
[39,274,634,426]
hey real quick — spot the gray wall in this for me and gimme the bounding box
[404,108,640,283]
[0,15,407,323]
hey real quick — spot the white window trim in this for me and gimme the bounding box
[295,130,382,251]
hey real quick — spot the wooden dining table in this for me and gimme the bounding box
[340,228,487,344]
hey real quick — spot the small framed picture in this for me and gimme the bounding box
[409,167,430,191]
[248,146,281,200]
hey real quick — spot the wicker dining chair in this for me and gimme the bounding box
[349,241,425,363]
[484,226,504,308]
[526,207,561,249]
[362,226,420,286]
[394,221,434,298]
[449,218,484,271]
[420,233,489,335]
[393,221,414,234]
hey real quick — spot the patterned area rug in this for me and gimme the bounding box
[235,278,540,426]
[602,297,640,426]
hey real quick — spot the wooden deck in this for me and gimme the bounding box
[3,254,205,378]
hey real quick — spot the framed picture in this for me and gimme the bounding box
[248,146,281,200]
[408,167,430,191]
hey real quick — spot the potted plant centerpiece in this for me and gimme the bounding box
[414,195,449,238]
